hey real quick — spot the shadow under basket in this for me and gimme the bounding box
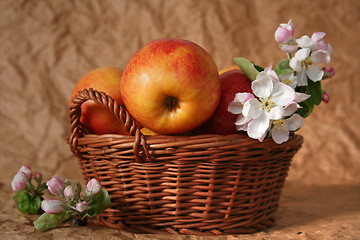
[69,88,303,236]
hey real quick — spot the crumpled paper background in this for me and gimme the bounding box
[1,0,359,239]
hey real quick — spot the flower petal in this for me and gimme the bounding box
[294,48,311,60]
[269,106,284,120]
[252,71,273,98]
[311,32,326,43]
[247,113,270,140]
[275,27,292,43]
[271,125,290,144]
[264,66,280,82]
[310,50,331,64]
[289,57,302,72]
[294,92,311,103]
[243,98,262,119]
[284,113,304,131]
[272,82,295,106]
[296,69,309,86]
[296,36,314,49]
[280,43,298,53]
[306,65,324,82]
[235,115,250,131]
[284,102,300,116]
[235,114,250,126]
[228,101,243,114]
[234,92,254,104]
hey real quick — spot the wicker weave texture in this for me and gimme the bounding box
[69,89,303,235]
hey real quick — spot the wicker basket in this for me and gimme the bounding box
[69,88,303,235]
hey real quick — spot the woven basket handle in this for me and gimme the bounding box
[69,88,152,163]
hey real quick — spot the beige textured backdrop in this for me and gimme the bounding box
[1,0,359,239]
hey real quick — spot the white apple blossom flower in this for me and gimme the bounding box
[289,48,331,85]
[270,114,304,144]
[242,70,296,140]
[228,65,309,143]
[297,32,333,53]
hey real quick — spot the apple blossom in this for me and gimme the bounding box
[270,114,304,144]
[275,20,294,43]
[86,178,101,196]
[34,177,111,231]
[19,165,32,180]
[289,48,331,85]
[34,172,42,181]
[76,202,88,213]
[297,32,332,53]
[242,69,296,140]
[47,175,65,196]
[322,91,330,103]
[64,185,75,200]
[11,172,28,191]
[41,199,64,214]
[275,19,298,53]
[322,66,335,79]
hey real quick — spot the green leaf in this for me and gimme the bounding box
[275,58,294,76]
[13,190,25,200]
[34,212,70,232]
[17,191,31,214]
[254,64,264,72]
[90,189,111,215]
[28,196,41,215]
[308,80,323,105]
[233,57,260,81]
[296,97,314,118]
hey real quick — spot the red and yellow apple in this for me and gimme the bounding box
[194,69,252,135]
[120,38,221,135]
[70,67,129,135]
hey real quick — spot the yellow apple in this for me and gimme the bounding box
[70,67,129,135]
[121,38,221,135]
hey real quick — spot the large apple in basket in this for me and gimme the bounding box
[120,38,221,135]
[70,67,129,135]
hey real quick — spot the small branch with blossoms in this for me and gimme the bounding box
[11,166,47,215]
[11,166,111,231]
[228,19,335,144]
[34,176,111,231]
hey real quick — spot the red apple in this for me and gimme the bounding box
[70,67,129,135]
[194,69,252,135]
[120,38,221,135]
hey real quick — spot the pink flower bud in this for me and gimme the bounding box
[322,66,335,79]
[275,20,295,43]
[46,175,65,195]
[63,185,75,200]
[19,165,32,180]
[34,172,42,181]
[322,91,330,103]
[86,179,101,196]
[11,172,28,191]
[41,199,64,214]
[76,201,88,213]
